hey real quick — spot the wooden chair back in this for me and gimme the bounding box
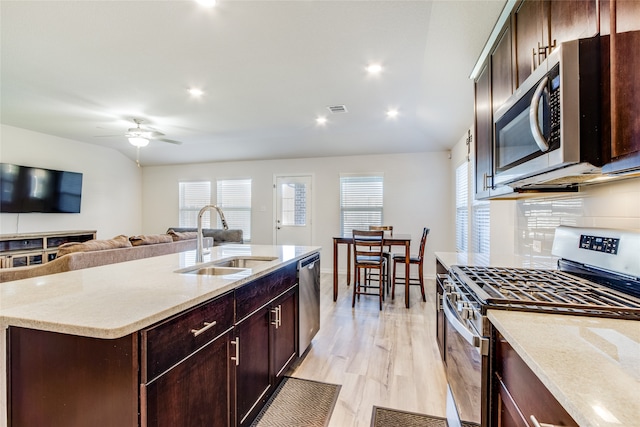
[369,225,393,236]
[353,229,385,266]
[417,227,430,260]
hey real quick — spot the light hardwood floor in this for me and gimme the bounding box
[290,272,448,427]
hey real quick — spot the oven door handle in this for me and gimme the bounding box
[443,293,489,356]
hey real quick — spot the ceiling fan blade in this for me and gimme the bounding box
[156,138,183,145]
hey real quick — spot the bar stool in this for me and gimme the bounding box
[352,229,386,310]
[392,227,429,302]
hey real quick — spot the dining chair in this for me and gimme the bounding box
[352,229,386,310]
[368,225,393,294]
[392,227,430,302]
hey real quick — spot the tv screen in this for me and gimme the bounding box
[0,163,83,213]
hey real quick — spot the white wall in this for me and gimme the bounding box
[142,151,455,276]
[0,125,142,238]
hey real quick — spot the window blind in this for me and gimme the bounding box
[217,179,252,241]
[179,181,211,228]
[472,201,490,254]
[455,163,468,252]
[340,174,383,237]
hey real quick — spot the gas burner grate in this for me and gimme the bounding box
[453,266,640,319]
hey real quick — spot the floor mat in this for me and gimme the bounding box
[251,377,341,427]
[371,406,479,427]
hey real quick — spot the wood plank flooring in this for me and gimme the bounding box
[290,273,448,427]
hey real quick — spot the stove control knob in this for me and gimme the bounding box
[450,292,460,303]
[460,302,473,320]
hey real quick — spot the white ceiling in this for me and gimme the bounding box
[1,0,505,166]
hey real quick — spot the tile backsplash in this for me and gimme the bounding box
[515,177,640,257]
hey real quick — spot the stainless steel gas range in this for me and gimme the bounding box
[437,226,640,427]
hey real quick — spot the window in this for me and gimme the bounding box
[179,181,211,227]
[340,174,383,236]
[217,179,252,241]
[471,202,490,254]
[455,163,468,252]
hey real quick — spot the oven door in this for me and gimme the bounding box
[444,290,489,426]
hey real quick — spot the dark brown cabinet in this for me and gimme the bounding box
[271,287,298,380]
[474,61,493,200]
[7,257,312,427]
[494,332,578,427]
[141,291,235,427]
[234,262,299,426]
[514,0,597,86]
[602,0,640,173]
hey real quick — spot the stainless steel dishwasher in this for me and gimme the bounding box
[298,253,320,355]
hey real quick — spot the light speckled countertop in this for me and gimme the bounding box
[489,310,640,427]
[0,244,320,338]
[435,252,640,427]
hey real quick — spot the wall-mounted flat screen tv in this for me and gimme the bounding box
[0,163,83,213]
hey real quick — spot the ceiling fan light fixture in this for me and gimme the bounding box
[129,136,149,147]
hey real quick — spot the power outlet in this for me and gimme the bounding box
[533,240,542,253]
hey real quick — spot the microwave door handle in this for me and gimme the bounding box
[443,293,488,355]
[529,76,550,152]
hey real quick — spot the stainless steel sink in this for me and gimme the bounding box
[212,256,278,269]
[177,256,278,276]
[185,266,249,276]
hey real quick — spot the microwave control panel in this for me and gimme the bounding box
[580,234,620,254]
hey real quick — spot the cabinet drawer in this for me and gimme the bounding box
[496,333,577,426]
[142,291,234,382]
[235,262,297,321]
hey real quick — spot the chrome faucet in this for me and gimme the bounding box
[196,205,229,263]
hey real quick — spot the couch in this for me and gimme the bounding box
[0,228,243,283]
[166,228,244,246]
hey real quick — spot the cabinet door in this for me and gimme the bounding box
[235,305,272,426]
[474,61,492,199]
[272,287,298,380]
[144,331,234,427]
[610,0,640,163]
[514,0,546,86]
[549,0,598,47]
[492,23,514,115]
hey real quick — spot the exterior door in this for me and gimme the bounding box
[274,175,312,246]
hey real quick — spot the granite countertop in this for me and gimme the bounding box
[0,244,320,339]
[489,310,640,427]
[435,251,558,270]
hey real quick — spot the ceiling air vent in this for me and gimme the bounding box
[327,105,348,114]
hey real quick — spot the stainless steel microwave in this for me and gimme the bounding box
[492,37,604,189]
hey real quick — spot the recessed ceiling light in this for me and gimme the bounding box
[195,0,216,8]
[386,109,399,118]
[188,88,204,97]
[366,64,383,74]
[316,116,327,125]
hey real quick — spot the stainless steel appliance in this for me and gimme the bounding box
[443,226,640,427]
[298,253,320,354]
[492,37,604,190]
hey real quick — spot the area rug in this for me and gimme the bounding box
[251,377,341,427]
[371,406,479,427]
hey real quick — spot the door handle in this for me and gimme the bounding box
[529,76,550,152]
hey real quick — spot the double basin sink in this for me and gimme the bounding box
[177,256,278,276]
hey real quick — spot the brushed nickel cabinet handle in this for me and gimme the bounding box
[271,306,279,328]
[530,415,557,427]
[191,321,217,337]
[231,337,240,366]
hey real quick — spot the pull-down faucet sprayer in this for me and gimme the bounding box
[196,205,229,263]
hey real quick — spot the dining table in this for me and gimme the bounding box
[332,233,412,308]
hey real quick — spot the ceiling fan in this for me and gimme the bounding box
[123,118,183,147]
[96,118,183,167]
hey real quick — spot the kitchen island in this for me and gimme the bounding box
[435,251,640,427]
[0,244,321,427]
